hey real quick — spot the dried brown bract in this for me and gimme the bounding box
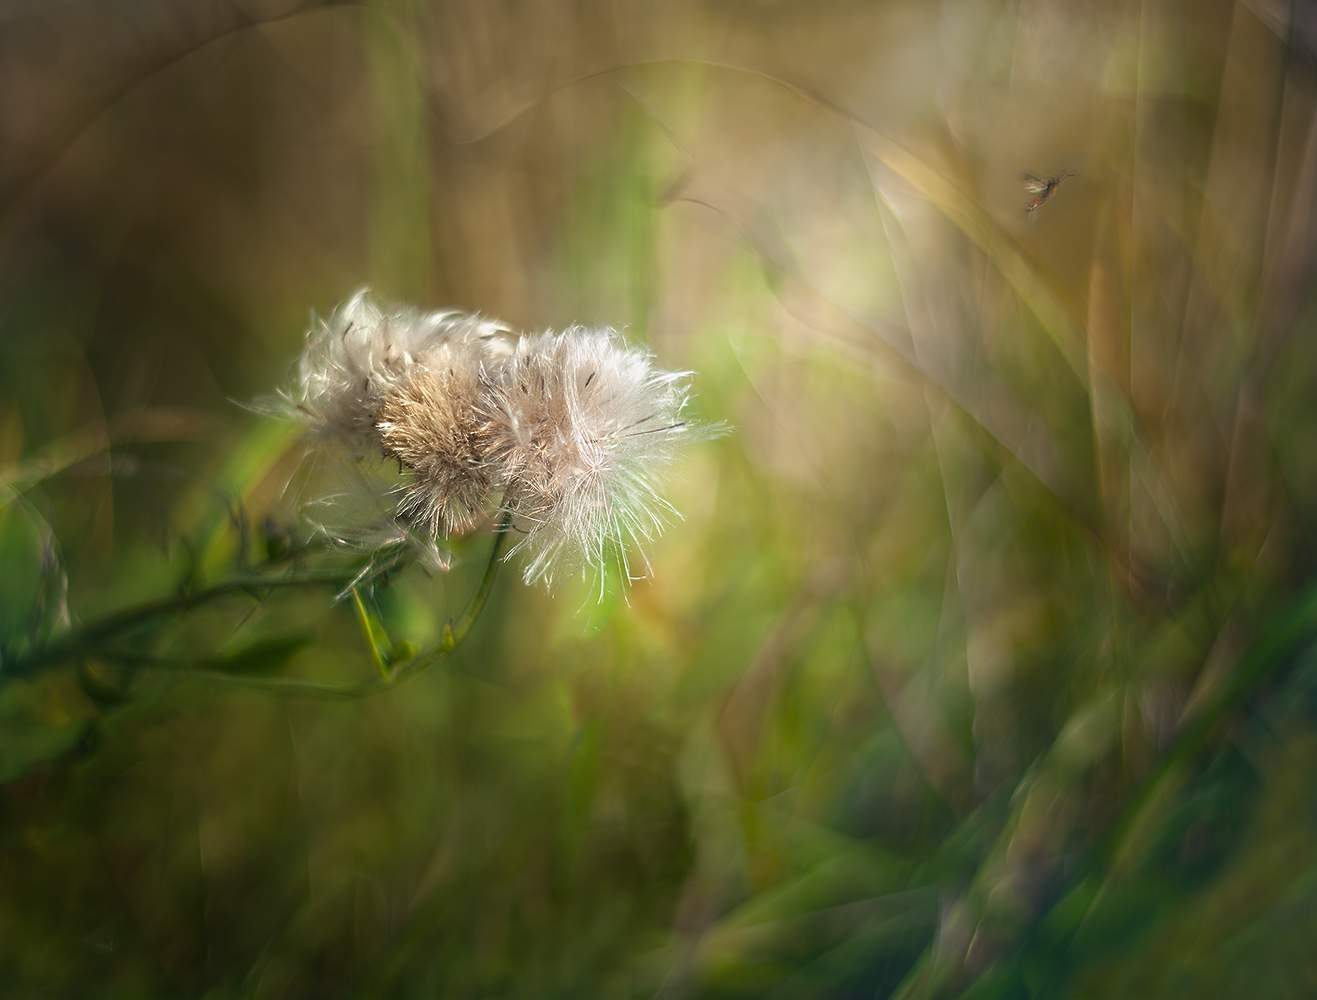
[375,340,497,536]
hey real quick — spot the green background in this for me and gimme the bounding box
[2,0,1317,996]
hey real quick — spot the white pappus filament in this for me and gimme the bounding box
[283,290,712,587]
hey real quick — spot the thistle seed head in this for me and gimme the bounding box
[483,328,698,586]
[288,289,509,454]
[376,340,497,536]
[284,291,715,588]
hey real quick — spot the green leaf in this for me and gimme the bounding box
[350,586,393,676]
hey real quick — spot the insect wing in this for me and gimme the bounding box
[1021,172,1050,193]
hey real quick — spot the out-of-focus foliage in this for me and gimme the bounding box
[2,0,1317,997]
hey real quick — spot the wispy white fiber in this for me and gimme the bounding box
[483,328,698,586]
[285,290,510,536]
[287,289,509,455]
[284,290,713,588]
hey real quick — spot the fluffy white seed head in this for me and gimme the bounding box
[483,328,698,586]
[284,290,512,536]
[287,289,510,454]
[283,292,714,587]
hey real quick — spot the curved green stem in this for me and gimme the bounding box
[157,514,513,698]
[3,540,410,679]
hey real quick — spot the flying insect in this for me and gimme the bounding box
[1021,170,1074,214]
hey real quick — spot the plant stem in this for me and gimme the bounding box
[2,540,411,679]
[160,514,512,698]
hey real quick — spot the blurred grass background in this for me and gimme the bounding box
[3,0,1317,996]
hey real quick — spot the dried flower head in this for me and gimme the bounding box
[288,289,509,455]
[375,340,495,535]
[483,328,700,586]
[284,291,714,588]
[286,290,510,536]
